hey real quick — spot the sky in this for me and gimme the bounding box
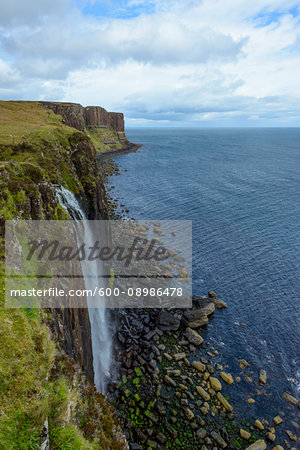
[0,0,300,127]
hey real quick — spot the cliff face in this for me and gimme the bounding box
[0,100,127,448]
[41,101,124,132]
[41,101,130,153]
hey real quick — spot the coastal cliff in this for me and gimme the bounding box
[0,100,127,448]
[41,101,130,152]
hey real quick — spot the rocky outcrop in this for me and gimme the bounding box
[41,101,124,132]
[84,106,124,132]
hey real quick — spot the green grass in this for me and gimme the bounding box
[86,126,122,152]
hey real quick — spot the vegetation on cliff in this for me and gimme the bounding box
[0,101,126,449]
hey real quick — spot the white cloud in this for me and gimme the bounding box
[0,0,299,125]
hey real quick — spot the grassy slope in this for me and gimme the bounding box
[0,101,124,449]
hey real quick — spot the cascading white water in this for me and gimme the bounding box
[56,186,112,393]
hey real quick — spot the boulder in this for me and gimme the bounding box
[210,431,227,448]
[245,440,266,450]
[209,376,222,392]
[196,428,207,439]
[158,311,181,331]
[185,327,204,345]
[208,291,217,298]
[174,352,186,361]
[213,298,228,309]
[285,430,297,441]
[185,408,194,420]
[220,372,234,384]
[196,386,210,401]
[254,420,264,431]
[273,415,283,425]
[283,392,298,405]
[266,432,275,442]
[192,361,206,372]
[182,310,209,328]
[240,429,251,440]
[259,369,267,384]
[217,392,233,412]
[238,359,250,369]
[193,298,215,316]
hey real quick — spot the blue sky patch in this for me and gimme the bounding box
[76,0,155,19]
[253,6,299,27]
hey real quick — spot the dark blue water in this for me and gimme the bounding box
[108,128,300,424]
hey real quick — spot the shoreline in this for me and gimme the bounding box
[99,154,299,449]
[97,142,142,158]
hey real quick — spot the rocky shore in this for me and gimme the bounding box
[100,157,300,450]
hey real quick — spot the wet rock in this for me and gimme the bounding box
[248,398,255,404]
[164,375,176,387]
[259,369,267,384]
[130,444,143,450]
[213,298,228,309]
[208,291,217,298]
[285,430,297,441]
[182,310,209,328]
[283,392,298,405]
[185,327,204,345]
[146,440,157,448]
[209,376,222,392]
[196,428,207,439]
[166,424,177,439]
[185,408,195,420]
[166,369,180,377]
[144,410,158,423]
[240,429,251,440]
[192,361,206,372]
[163,352,173,361]
[272,447,284,450]
[216,392,233,412]
[211,431,227,448]
[174,352,186,361]
[266,432,276,442]
[220,371,234,384]
[200,406,208,415]
[201,302,215,316]
[238,359,250,368]
[245,440,266,450]
[196,386,210,401]
[158,311,180,331]
[273,415,283,425]
[156,433,167,444]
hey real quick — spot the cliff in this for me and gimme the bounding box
[41,101,130,152]
[0,100,127,448]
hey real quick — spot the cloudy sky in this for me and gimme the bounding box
[0,0,299,126]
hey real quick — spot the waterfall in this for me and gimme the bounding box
[56,186,112,393]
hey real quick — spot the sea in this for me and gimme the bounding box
[107,128,300,427]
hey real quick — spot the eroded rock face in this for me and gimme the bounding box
[41,102,125,132]
[85,106,124,132]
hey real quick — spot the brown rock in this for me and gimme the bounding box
[273,416,283,426]
[213,298,228,308]
[185,327,204,345]
[259,369,267,384]
[240,429,251,440]
[283,392,298,405]
[254,420,264,431]
[208,291,217,298]
[245,440,266,450]
[285,430,297,441]
[192,361,206,372]
[220,371,234,384]
[209,376,222,392]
